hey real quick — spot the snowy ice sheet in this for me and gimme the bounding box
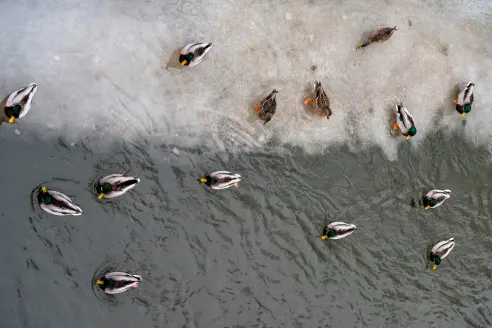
[0,0,491,159]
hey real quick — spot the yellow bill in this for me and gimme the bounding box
[461,112,466,117]
[425,205,430,210]
[304,98,313,105]
[9,116,15,123]
[432,264,437,271]
[96,280,104,284]
[98,193,105,199]
[180,60,187,66]
[41,186,47,193]
[406,136,411,140]
[321,235,328,240]
[200,178,207,183]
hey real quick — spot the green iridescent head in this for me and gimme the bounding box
[12,105,22,115]
[102,183,112,193]
[429,199,437,206]
[41,193,52,205]
[464,104,471,113]
[327,230,336,238]
[408,127,417,136]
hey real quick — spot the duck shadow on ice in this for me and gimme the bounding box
[164,48,185,70]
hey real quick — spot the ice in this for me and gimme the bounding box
[0,0,491,158]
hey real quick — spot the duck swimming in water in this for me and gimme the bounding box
[179,43,212,67]
[255,89,278,124]
[37,186,82,216]
[424,189,451,210]
[304,81,332,119]
[96,174,140,199]
[394,103,417,140]
[321,222,357,240]
[1,83,37,124]
[96,272,142,294]
[430,238,455,271]
[356,26,397,49]
[200,171,241,190]
[454,82,474,117]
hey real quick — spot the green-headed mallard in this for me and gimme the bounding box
[199,171,241,189]
[394,103,417,140]
[255,89,278,124]
[179,43,212,67]
[430,238,455,271]
[424,189,451,210]
[1,83,37,124]
[96,272,142,294]
[304,81,332,119]
[454,82,474,117]
[37,186,82,216]
[356,26,397,49]
[96,174,140,199]
[321,222,357,240]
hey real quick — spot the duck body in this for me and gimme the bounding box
[321,222,357,240]
[356,26,397,49]
[255,89,278,124]
[200,171,241,190]
[454,82,474,116]
[96,174,140,199]
[179,43,212,67]
[424,189,451,210]
[394,103,417,140]
[304,81,332,119]
[96,272,142,294]
[430,238,455,271]
[1,83,37,124]
[37,186,82,216]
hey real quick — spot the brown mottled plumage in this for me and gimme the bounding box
[356,26,397,49]
[255,89,278,124]
[304,81,332,119]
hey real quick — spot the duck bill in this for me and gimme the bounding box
[180,60,187,66]
[405,136,411,140]
[200,178,207,183]
[96,280,104,285]
[424,205,430,210]
[321,235,328,240]
[98,193,105,199]
[432,264,438,271]
[461,112,466,117]
[41,186,47,193]
[9,116,15,123]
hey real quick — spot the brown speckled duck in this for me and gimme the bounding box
[304,81,332,119]
[356,26,397,49]
[255,89,278,124]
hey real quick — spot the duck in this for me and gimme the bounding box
[356,26,397,49]
[96,272,142,294]
[96,174,140,199]
[321,222,357,240]
[430,238,455,271]
[424,189,451,210]
[37,186,82,216]
[454,82,474,117]
[393,103,416,140]
[255,89,278,124]
[304,81,332,119]
[199,171,241,190]
[179,43,212,67]
[1,83,37,124]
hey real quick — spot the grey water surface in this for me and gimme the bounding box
[1,128,492,328]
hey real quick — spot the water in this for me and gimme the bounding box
[2,0,492,327]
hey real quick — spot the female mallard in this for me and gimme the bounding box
[200,171,241,190]
[96,174,140,199]
[454,82,474,117]
[96,272,142,294]
[1,83,37,124]
[393,103,416,140]
[430,238,455,271]
[356,26,397,49]
[321,222,357,240]
[179,43,212,67]
[424,189,451,210]
[255,89,278,124]
[37,186,82,216]
[304,81,332,119]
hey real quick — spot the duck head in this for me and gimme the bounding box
[180,53,195,66]
[98,183,112,199]
[462,104,471,116]
[424,198,437,210]
[321,230,336,239]
[430,254,441,270]
[39,186,53,205]
[406,127,417,140]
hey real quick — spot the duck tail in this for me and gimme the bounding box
[356,41,371,49]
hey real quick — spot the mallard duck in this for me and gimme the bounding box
[321,222,357,240]
[424,189,451,210]
[454,82,474,117]
[96,272,142,294]
[304,81,332,119]
[393,103,416,140]
[96,174,140,199]
[430,238,455,271]
[356,26,397,49]
[179,43,212,67]
[255,89,278,124]
[1,83,37,124]
[37,186,82,216]
[200,171,241,190]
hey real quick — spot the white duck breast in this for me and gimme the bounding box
[456,82,474,106]
[98,174,140,199]
[425,189,451,209]
[39,190,82,216]
[101,272,142,295]
[327,221,357,240]
[181,42,212,66]
[395,103,415,135]
[431,238,455,259]
[209,171,241,190]
[3,83,38,122]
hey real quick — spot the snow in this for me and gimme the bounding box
[0,0,491,159]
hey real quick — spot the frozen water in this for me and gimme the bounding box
[0,0,491,158]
